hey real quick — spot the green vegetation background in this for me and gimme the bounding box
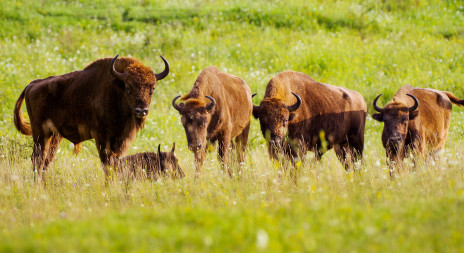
[0,0,463,252]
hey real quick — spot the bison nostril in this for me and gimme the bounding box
[134,107,149,117]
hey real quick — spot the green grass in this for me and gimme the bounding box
[1,0,464,251]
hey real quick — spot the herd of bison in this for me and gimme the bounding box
[12,55,464,183]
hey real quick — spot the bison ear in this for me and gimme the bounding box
[409,110,419,120]
[113,79,125,90]
[252,106,261,119]
[372,113,384,122]
[289,113,296,121]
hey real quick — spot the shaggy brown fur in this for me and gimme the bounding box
[253,71,367,169]
[14,55,169,182]
[372,85,464,176]
[118,143,184,181]
[172,66,252,176]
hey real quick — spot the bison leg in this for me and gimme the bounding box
[218,136,232,177]
[193,150,205,177]
[234,122,250,167]
[334,144,349,170]
[95,139,119,183]
[31,134,52,183]
[43,134,62,170]
[341,136,365,171]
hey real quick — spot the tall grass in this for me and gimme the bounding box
[0,0,463,251]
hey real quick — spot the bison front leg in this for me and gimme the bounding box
[193,150,206,177]
[96,140,119,184]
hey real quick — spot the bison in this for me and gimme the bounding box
[172,66,252,176]
[118,143,184,181]
[252,71,367,169]
[372,85,464,175]
[14,55,169,182]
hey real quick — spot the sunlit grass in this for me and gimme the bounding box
[1,0,464,251]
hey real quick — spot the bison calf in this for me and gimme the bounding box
[372,85,464,176]
[14,55,169,183]
[118,143,184,181]
[172,66,252,176]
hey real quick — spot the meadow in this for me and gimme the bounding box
[0,0,464,251]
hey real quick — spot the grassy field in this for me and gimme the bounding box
[1,0,464,251]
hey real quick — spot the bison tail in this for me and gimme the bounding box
[73,143,82,155]
[13,87,32,135]
[444,92,464,107]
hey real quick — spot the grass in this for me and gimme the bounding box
[1,0,464,251]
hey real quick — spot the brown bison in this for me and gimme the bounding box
[118,143,184,181]
[172,66,252,176]
[252,71,367,169]
[372,85,464,175]
[14,55,169,182]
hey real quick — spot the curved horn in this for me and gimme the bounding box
[171,142,175,153]
[407,94,419,112]
[373,94,384,113]
[205,96,216,111]
[287,92,302,112]
[158,144,161,154]
[110,55,126,81]
[252,93,257,98]
[172,95,184,112]
[154,55,170,81]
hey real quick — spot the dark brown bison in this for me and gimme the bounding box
[372,85,464,175]
[118,143,184,181]
[14,55,169,182]
[172,66,252,176]
[252,71,367,169]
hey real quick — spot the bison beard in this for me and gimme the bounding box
[13,55,169,183]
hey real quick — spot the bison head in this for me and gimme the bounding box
[172,95,216,163]
[110,55,169,119]
[252,92,301,159]
[158,143,185,179]
[372,93,419,160]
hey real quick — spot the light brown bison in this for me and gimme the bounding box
[172,66,252,176]
[118,143,184,181]
[252,71,367,169]
[14,55,169,182]
[372,85,464,175]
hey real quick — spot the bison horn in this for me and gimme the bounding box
[252,93,257,98]
[205,96,216,111]
[287,92,302,112]
[373,94,384,112]
[154,55,170,81]
[171,142,175,153]
[110,55,126,81]
[158,144,161,155]
[172,95,184,112]
[407,94,419,112]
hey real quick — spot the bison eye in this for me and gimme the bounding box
[126,88,131,94]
